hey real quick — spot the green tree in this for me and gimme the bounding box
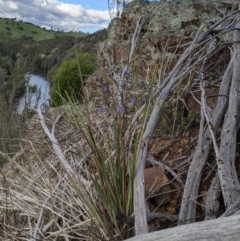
[51,53,96,106]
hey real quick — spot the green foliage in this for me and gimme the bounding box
[0,18,87,42]
[0,18,106,77]
[51,53,96,106]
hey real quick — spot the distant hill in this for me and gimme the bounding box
[0,17,107,81]
[0,18,87,42]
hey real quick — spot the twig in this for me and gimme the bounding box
[200,72,221,161]
[37,102,74,175]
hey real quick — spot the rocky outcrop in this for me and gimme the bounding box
[84,0,232,106]
[82,0,236,230]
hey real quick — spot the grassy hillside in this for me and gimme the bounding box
[0,17,107,76]
[0,18,87,42]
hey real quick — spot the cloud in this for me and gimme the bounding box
[0,0,110,32]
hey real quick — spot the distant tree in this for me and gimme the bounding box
[18,26,24,31]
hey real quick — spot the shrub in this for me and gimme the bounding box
[18,25,24,30]
[51,53,96,106]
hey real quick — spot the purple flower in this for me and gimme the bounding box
[117,106,124,114]
[124,68,129,78]
[129,97,137,105]
[100,84,109,93]
[98,107,105,114]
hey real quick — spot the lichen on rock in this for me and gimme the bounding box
[85,0,231,108]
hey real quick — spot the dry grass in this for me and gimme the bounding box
[0,107,103,238]
[0,97,142,240]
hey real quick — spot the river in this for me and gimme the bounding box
[17,73,50,113]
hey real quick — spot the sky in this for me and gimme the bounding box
[0,0,112,33]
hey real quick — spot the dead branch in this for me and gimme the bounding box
[133,26,206,236]
[178,10,240,225]
[37,103,74,175]
[125,215,240,241]
[205,174,221,220]
[37,103,92,188]
[133,15,234,234]
[178,58,233,224]
[218,17,240,208]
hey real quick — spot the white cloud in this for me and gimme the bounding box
[0,0,110,32]
[8,1,18,10]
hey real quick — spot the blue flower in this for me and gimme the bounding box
[117,106,124,114]
[124,68,129,78]
[129,97,137,105]
[100,84,109,93]
[98,107,105,114]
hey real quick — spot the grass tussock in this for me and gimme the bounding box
[0,39,159,239]
[0,93,143,240]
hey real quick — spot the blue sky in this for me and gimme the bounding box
[60,0,109,11]
[0,0,112,33]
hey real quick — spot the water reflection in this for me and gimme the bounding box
[17,73,50,113]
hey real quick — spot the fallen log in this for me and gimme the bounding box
[125,215,240,241]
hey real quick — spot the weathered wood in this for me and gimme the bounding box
[218,16,240,209]
[125,215,240,241]
[134,9,240,235]
[178,59,233,224]
[222,199,240,217]
[134,25,216,235]
[133,38,195,235]
[179,9,240,224]
[205,174,221,220]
